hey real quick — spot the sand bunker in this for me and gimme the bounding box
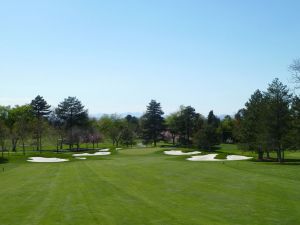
[76,157,87,160]
[187,154,220,161]
[187,154,253,161]
[226,155,253,160]
[98,148,109,152]
[164,150,201,156]
[27,157,69,163]
[73,152,111,157]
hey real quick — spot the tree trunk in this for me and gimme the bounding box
[39,136,42,154]
[22,140,25,155]
[277,148,282,162]
[258,145,263,161]
[60,138,63,150]
[171,134,175,145]
[12,138,18,152]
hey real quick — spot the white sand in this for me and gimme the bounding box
[226,155,253,160]
[187,154,253,161]
[98,148,110,152]
[27,157,69,163]
[76,157,87,160]
[187,154,221,161]
[73,152,111,157]
[164,150,201,156]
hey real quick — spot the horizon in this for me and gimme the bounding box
[1,1,299,115]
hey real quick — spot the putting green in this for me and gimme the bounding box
[0,147,299,225]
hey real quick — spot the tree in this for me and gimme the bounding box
[289,96,300,149]
[289,59,300,88]
[121,114,139,147]
[165,112,180,145]
[176,106,203,145]
[30,95,51,152]
[220,115,235,143]
[264,78,292,162]
[194,110,221,150]
[141,100,165,147]
[232,109,245,143]
[0,106,10,156]
[85,118,102,149]
[240,90,268,160]
[98,114,126,147]
[7,105,33,153]
[55,97,88,150]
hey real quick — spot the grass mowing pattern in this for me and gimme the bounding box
[0,146,299,225]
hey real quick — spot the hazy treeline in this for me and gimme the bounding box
[1,59,300,163]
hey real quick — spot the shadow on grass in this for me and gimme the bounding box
[256,158,300,165]
[0,157,8,164]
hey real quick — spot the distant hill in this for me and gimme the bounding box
[89,112,143,119]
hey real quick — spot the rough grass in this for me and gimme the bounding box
[0,145,299,225]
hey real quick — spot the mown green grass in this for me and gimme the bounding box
[0,145,299,225]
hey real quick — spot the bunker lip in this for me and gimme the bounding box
[27,157,69,163]
[164,150,201,156]
[73,152,111,157]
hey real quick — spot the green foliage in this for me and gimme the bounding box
[55,97,88,150]
[220,115,235,143]
[194,111,221,150]
[141,100,165,146]
[55,96,88,129]
[176,106,203,145]
[30,95,51,118]
[98,114,126,147]
[239,79,293,162]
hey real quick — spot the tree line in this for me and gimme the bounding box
[0,60,300,163]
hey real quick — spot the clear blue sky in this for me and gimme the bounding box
[1,0,299,116]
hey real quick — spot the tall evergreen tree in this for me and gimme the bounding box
[141,100,165,147]
[177,106,202,145]
[194,110,220,150]
[30,95,51,152]
[241,90,268,160]
[264,78,292,162]
[55,97,88,150]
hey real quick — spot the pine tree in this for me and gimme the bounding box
[194,110,220,150]
[264,78,292,162]
[55,97,88,150]
[30,95,51,152]
[141,100,165,147]
[241,90,268,160]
